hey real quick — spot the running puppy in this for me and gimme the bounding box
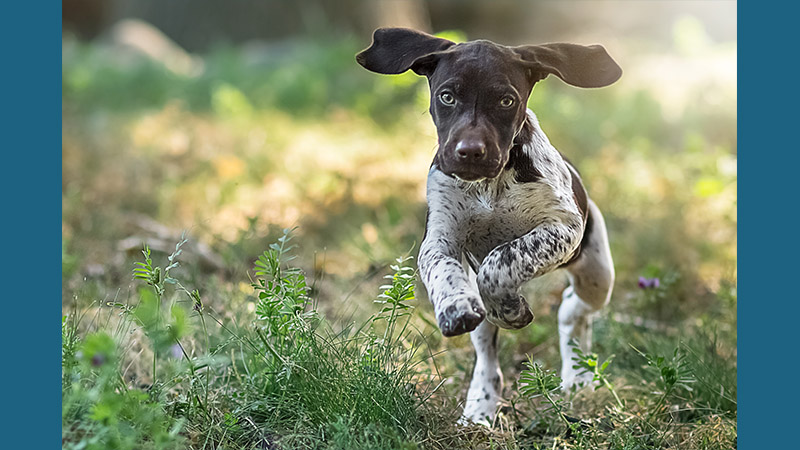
[357,28,620,424]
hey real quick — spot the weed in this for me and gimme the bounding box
[572,347,624,410]
[518,357,570,429]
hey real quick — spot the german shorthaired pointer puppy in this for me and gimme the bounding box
[357,28,621,425]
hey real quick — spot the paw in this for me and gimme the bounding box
[437,295,485,337]
[458,410,493,427]
[460,397,497,427]
[485,294,534,330]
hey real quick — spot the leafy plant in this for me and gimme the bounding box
[631,344,696,419]
[370,255,417,366]
[519,356,570,429]
[131,235,193,386]
[572,347,624,410]
[252,228,317,341]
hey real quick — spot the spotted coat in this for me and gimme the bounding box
[419,110,585,333]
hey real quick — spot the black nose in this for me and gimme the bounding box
[455,140,486,161]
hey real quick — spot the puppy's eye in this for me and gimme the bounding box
[439,92,455,105]
[500,96,515,108]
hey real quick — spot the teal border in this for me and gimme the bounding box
[738,1,792,448]
[2,2,62,447]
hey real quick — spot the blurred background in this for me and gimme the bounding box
[62,0,736,365]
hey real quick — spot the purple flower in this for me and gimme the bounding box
[638,276,661,289]
[170,344,183,359]
[91,353,107,367]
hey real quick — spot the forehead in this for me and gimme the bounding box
[431,40,527,87]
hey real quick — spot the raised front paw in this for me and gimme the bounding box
[477,266,534,330]
[437,295,486,337]
[484,294,534,329]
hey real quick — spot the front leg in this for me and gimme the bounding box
[418,170,486,337]
[478,221,582,329]
[419,231,485,336]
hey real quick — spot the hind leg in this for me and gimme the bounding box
[461,320,502,425]
[460,262,503,425]
[559,199,614,390]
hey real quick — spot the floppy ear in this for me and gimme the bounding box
[356,28,455,76]
[512,43,622,88]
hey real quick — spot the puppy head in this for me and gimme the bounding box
[357,28,622,181]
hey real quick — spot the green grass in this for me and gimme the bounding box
[62,230,736,449]
[62,31,736,449]
[63,230,477,449]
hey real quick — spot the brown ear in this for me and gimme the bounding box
[356,28,455,76]
[512,43,622,88]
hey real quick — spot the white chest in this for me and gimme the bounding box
[462,179,571,260]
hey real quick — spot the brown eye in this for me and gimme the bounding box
[500,96,514,108]
[439,92,455,105]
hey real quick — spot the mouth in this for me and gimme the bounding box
[452,171,487,182]
[447,164,503,182]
